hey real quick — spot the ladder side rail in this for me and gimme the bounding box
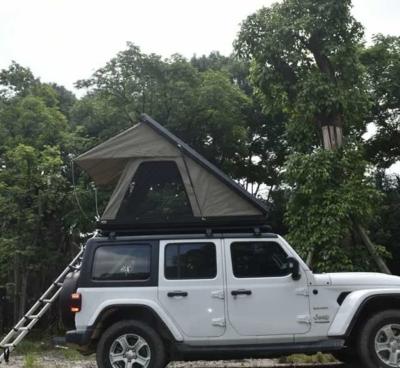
[1,249,83,342]
[0,248,84,363]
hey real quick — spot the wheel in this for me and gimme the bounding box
[96,320,167,368]
[358,310,400,368]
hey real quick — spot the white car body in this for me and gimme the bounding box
[72,234,400,349]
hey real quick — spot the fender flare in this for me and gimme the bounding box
[328,288,400,337]
[87,299,184,341]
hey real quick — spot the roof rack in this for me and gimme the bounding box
[96,222,272,238]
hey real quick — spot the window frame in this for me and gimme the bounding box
[91,244,152,282]
[78,239,159,288]
[164,242,217,280]
[230,241,291,279]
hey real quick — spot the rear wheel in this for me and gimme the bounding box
[358,310,400,368]
[96,320,167,368]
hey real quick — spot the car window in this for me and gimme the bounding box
[92,244,151,281]
[231,241,289,278]
[165,243,216,280]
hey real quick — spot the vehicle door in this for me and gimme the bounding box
[225,238,311,336]
[158,239,226,338]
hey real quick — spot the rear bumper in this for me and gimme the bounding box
[66,328,93,347]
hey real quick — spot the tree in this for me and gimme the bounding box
[76,45,250,178]
[0,63,86,323]
[361,35,400,168]
[236,0,389,272]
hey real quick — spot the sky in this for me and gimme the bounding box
[1,0,399,92]
[0,0,399,172]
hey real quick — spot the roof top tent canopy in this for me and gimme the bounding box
[75,114,268,231]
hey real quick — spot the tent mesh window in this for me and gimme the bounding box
[116,161,193,222]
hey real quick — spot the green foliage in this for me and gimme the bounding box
[75,43,285,190]
[371,174,400,273]
[235,0,370,151]
[235,0,393,270]
[0,63,91,323]
[361,35,400,168]
[285,145,383,271]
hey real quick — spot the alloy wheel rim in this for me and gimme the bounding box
[109,333,151,368]
[375,324,400,367]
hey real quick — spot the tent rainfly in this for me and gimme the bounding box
[76,114,268,229]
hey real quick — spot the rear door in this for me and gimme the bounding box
[158,239,226,338]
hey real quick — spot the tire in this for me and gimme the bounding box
[96,320,167,368]
[358,309,400,368]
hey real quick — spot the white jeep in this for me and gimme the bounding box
[61,230,400,368]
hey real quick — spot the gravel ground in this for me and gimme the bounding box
[1,356,345,368]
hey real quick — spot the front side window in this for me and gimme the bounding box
[92,245,151,281]
[231,241,289,278]
[165,243,216,280]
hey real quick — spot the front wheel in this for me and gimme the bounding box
[358,310,400,368]
[96,320,167,368]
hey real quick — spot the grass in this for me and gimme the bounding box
[23,353,42,368]
[15,340,51,355]
[9,337,90,361]
[278,353,337,364]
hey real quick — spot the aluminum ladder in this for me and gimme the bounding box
[0,248,84,364]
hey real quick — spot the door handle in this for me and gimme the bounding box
[167,291,188,298]
[231,289,252,296]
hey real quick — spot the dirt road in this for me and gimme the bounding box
[2,356,345,368]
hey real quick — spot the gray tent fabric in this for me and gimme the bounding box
[75,114,267,224]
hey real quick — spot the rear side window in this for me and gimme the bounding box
[231,241,289,278]
[165,243,216,280]
[92,245,151,281]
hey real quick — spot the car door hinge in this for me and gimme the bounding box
[212,318,226,327]
[211,290,225,300]
[295,287,309,296]
[296,314,311,324]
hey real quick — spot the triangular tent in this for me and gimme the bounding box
[76,114,267,229]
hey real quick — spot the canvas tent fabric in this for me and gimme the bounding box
[75,114,267,227]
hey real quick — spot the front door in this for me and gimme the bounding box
[225,238,311,336]
[158,239,226,338]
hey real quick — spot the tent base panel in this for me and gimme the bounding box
[96,216,271,236]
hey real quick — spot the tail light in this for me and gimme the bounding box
[70,293,81,313]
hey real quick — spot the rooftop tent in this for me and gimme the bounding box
[75,114,267,229]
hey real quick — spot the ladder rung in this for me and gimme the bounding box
[0,344,14,348]
[0,247,85,363]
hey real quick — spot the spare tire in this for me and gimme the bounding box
[59,271,80,330]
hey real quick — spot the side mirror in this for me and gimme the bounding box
[287,257,301,281]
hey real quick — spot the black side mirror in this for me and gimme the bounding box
[287,257,301,281]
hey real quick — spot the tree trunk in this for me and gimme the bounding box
[355,223,391,274]
[321,124,343,150]
[19,272,28,319]
[12,255,19,324]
